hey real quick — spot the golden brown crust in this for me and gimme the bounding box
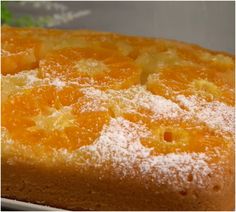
[2,152,234,211]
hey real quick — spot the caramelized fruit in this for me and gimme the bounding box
[2,26,71,74]
[2,85,111,151]
[124,112,227,155]
[39,47,141,89]
[2,36,44,74]
[1,70,44,103]
[146,65,234,105]
[1,26,234,156]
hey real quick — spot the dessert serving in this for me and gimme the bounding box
[1,26,235,210]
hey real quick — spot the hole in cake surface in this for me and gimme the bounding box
[142,126,191,155]
[187,173,193,182]
[163,131,173,142]
[207,173,212,178]
[213,185,221,192]
[74,58,109,77]
[179,190,188,196]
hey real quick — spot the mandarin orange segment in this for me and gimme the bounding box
[146,65,235,106]
[1,37,42,74]
[66,31,158,59]
[123,112,228,155]
[1,26,71,74]
[39,47,141,89]
[141,126,228,155]
[107,34,157,59]
[1,68,50,106]
[2,85,111,151]
[136,38,235,84]
[2,26,137,65]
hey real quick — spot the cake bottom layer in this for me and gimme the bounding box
[2,160,234,211]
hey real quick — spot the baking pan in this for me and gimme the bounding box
[1,198,65,211]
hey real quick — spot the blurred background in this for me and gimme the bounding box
[2,1,235,53]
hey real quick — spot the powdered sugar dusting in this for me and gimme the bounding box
[3,69,46,88]
[141,153,212,189]
[81,86,107,99]
[81,86,234,138]
[79,98,108,113]
[109,86,183,119]
[1,127,14,145]
[177,95,235,135]
[2,70,45,103]
[197,102,234,134]
[81,117,215,190]
[50,77,66,88]
[81,86,184,120]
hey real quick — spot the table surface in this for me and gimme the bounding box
[1,198,65,211]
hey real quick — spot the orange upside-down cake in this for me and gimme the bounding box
[1,26,235,211]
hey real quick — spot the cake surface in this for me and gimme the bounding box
[1,26,235,211]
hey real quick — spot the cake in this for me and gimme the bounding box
[1,25,235,211]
